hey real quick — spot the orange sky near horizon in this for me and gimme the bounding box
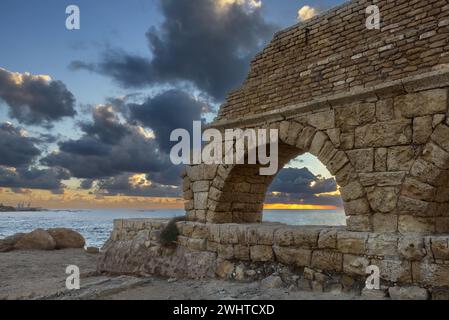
[0,187,341,210]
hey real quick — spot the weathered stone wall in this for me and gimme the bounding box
[98,218,449,298]
[217,0,449,120]
[186,74,449,232]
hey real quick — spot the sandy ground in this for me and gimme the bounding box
[0,250,359,300]
[0,249,98,299]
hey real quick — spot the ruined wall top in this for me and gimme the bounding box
[216,0,449,122]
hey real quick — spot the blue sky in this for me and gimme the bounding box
[0,0,345,208]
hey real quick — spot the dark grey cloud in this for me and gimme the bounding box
[80,105,130,144]
[41,105,170,179]
[80,179,94,190]
[0,68,76,127]
[0,122,41,167]
[266,167,341,206]
[129,89,205,152]
[69,0,277,100]
[96,173,181,198]
[0,166,70,192]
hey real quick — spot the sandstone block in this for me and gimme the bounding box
[355,119,412,148]
[397,196,430,215]
[192,181,210,193]
[388,286,429,300]
[401,177,435,201]
[337,231,368,254]
[428,236,449,260]
[347,149,374,173]
[274,228,294,246]
[412,262,449,286]
[367,233,399,257]
[247,225,278,245]
[376,99,394,121]
[372,213,398,233]
[285,122,304,145]
[359,172,405,187]
[374,148,387,171]
[250,245,274,262]
[327,151,349,176]
[308,110,335,130]
[347,215,372,232]
[194,192,209,210]
[343,198,371,215]
[335,103,375,127]
[371,258,412,283]
[234,245,250,260]
[311,250,343,272]
[340,181,364,201]
[273,246,312,267]
[291,227,320,248]
[422,142,449,170]
[309,131,328,156]
[431,123,449,152]
[367,186,399,213]
[398,236,427,261]
[296,127,316,150]
[398,216,435,233]
[343,254,370,276]
[413,116,433,144]
[411,159,447,186]
[387,146,415,171]
[217,244,234,259]
[318,229,338,249]
[394,89,447,118]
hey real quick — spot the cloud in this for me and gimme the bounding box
[297,5,317,22]
[96,173,181,198]
[128,89,206,152]
[0,166,70,192]
[41,105,170,179]
[266,167,341,206]
[69,0,276,100]
[80,105,131,145]
[0,68,76,127]
[0,122,41,167]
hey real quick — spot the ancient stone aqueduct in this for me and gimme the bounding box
[100,0,449,296]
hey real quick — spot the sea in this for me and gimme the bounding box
[0,209,346,248]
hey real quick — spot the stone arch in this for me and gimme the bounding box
[184,120,373,232]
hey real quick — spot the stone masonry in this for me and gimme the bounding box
[99,0,449,297]
[217,0,449,120]
[99,218,449,298]
[185,75,449,233]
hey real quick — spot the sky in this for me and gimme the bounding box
[0,0,345,209]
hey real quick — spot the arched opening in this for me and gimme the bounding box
[205,130,356,225]
[186,121,370,230]
[263,152,345,227]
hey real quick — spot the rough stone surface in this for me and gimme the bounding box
[388,286,429,300]
[47,228,86,249]
[14,229,56,251]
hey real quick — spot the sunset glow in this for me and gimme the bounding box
[263,203,338,210]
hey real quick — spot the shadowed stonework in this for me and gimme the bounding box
[185,81,449,234]
[100,0,449,295]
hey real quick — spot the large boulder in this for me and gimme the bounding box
[47,228,85,249]
[0,233,25,252]
[14,229,56,250]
